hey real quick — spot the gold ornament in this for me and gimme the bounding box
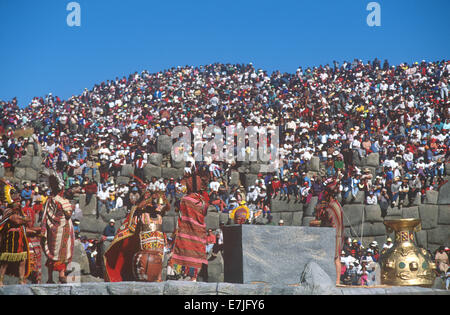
[380,219,436,287]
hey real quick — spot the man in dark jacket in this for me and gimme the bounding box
[102,219,116,241]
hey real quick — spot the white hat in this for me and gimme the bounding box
[109,219,115,223]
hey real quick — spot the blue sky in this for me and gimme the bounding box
[0,0,448,107]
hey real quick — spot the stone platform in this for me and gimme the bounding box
[222,225,336,285]
[0,281,448,295]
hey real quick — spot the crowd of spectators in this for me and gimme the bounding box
[0,59,449,284]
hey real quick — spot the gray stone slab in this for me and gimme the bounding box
[415,230,428,249]
[205,212,220,230]
[216,282,270,295]
[148,153,163,166]
[427,225,450,245]
[163,280,217,295]
[425,190,439,204]
[438,205,450,225]
[437,181,450,204]
[79,216,105,234]
[270,198,304,213]
[292,211,304,226]
[157,135,172,155]
[143,165,162,179]
[364,204,383,223]
[0,285,34,295]
[30,284,73,295]
[161,167,183,180]
[71,283,109,295]
[306,156,320,172]
[300,261,339,295]
[418,205,439,230]
[222,225,336,285]
[229,171,240,187]
[343,204,364,227]
[120,164,135,178]
[304,196,318,216]
[402,206,419,219]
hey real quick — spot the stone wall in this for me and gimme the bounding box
[3,141,449,284]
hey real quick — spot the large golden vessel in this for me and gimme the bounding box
[380,219,436,287]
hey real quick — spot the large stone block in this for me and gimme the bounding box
[418,205,439,230]
[300,261,339,294]
[148,153,163,166]
[143,165,162,179]
[427,226,450,245]
[292,211,304,226]
[243,173,258,188]
[366,153,379,167]
[157,135,172,155]
[72,239,90,275]
[24,167,38,181]
[120,164,135,178]
[280,212,293,226]
[402,206,419,219]
[351,191,365,204]
[13,167,26,180]
[437,181,450,204]
[16,156,32,168]
[79,194,97,217]
[343,204,364,227]
[79,217,105,234]
[229,171,240,187]
[219,212,230,225]
[222,225,337,285]
[171,159,185,169]
[99,207,128,223]
[425,190,439,204]
[438,205,450,225]
[207,251,224,283]
[205,212,220,230]
[304,196,318,216]
[363,222,387,237]
[415,230,428,249]
[163,280,217,295]
[161,168,183,180]
[364,204,383,223]
[31,156,42,171]
[270,198,304,213]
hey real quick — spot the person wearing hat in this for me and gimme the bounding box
[229,200,250,224]
[102,219,116,242]
[278,219,284,226]
[383,237,393,250]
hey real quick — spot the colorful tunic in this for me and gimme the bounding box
[0,209,31,278]
[135,213,165,256]
[40,195,75,271]
[23,206,42,283]
[169,193,208,278]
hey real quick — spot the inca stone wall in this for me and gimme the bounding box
[2,141,449,285]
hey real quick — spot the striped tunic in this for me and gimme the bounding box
[41,195,75,271]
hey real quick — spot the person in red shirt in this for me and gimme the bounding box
[271,176,281,198]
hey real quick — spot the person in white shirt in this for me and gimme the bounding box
[209,178,220,192]
[366,190,377,205]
